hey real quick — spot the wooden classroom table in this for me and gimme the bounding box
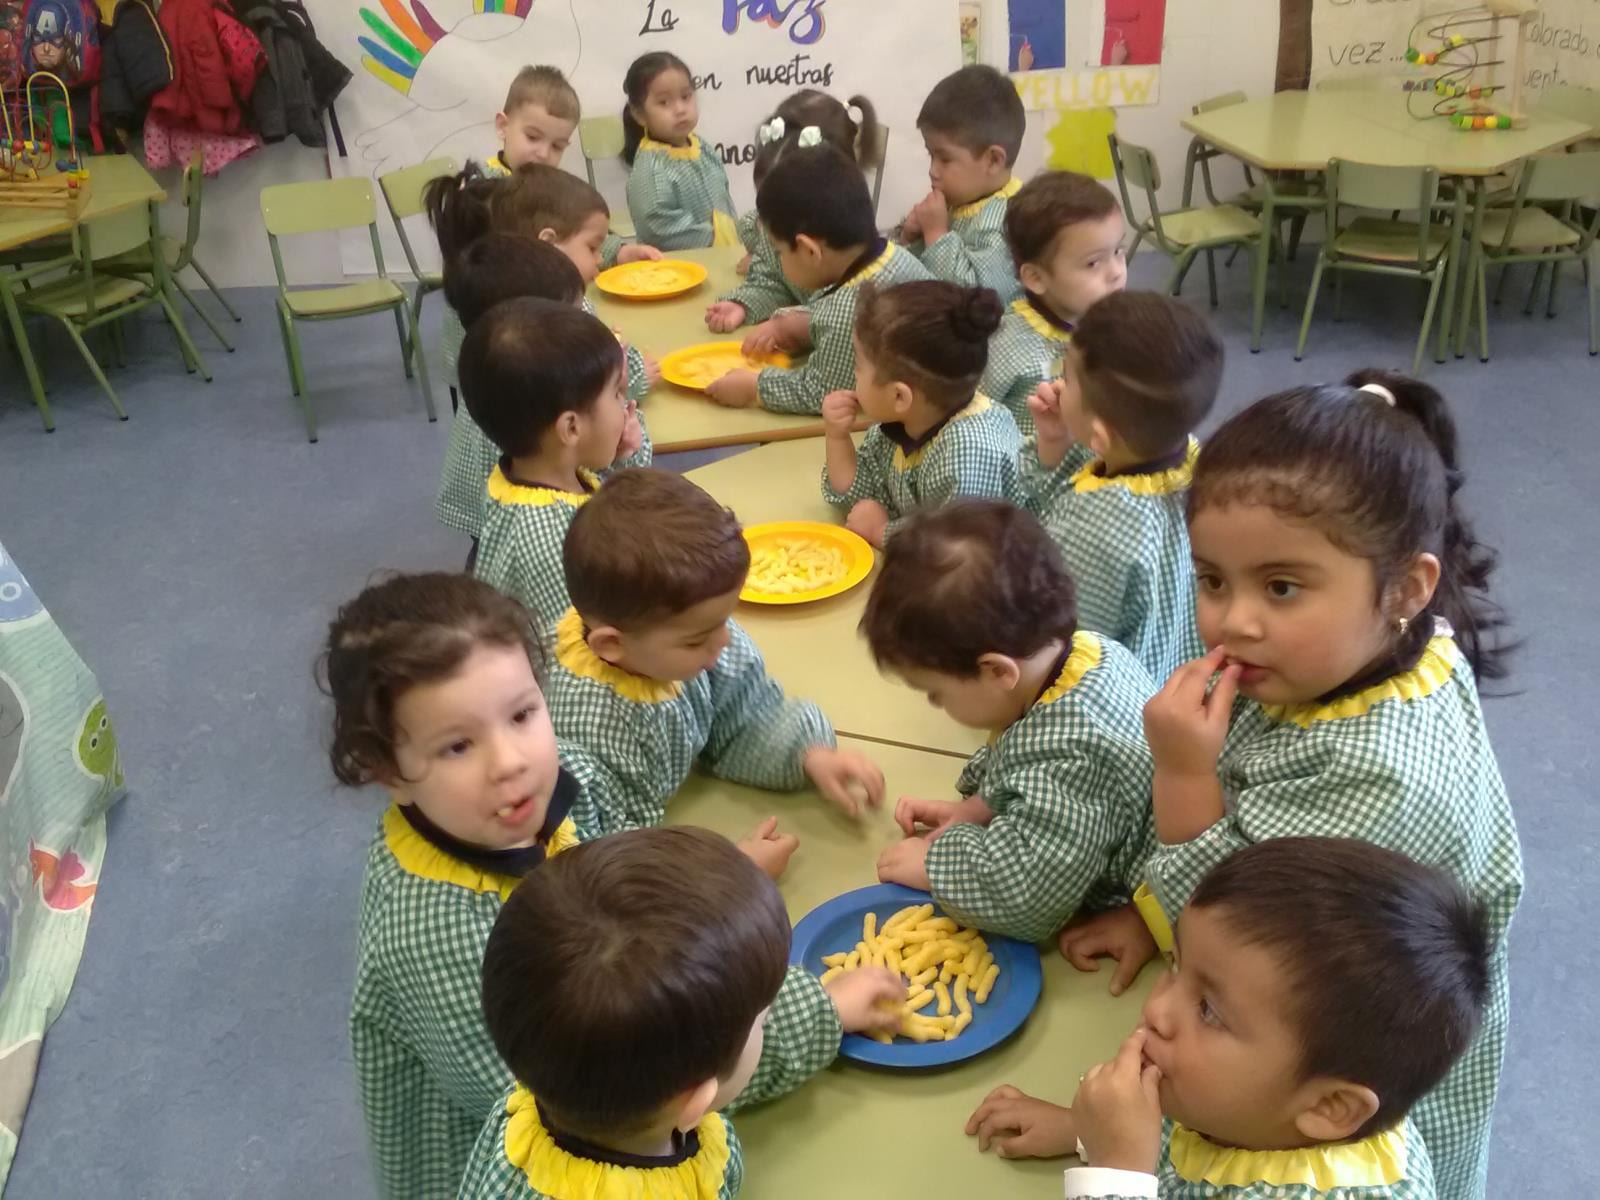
[687,436,986,760]
[672,736,1153,1198]
[1,156,169,426]
[1181,89,1597,355]
[588,245,834,453]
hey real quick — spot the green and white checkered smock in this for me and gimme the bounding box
[1140,636,1523,1200]
[821,394,1025,539]
[435,303,651,537]
[1064,1116,1436,1199]
[755,242,933,415]
[911,177,1023,302]
[926,632,1157,944]
[471,467,600,637]
[627,135,740,251]
[978,296,1073,435]
[546,609,836,838]
[457,967,841,1198]
[719,211,808,322]
[1024,440,1205,686]
[351,803,580,1200]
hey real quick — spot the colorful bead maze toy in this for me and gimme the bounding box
[0,71,91,217]
[1403,2,1537,131]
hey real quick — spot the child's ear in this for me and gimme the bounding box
[536,227,560,245]
[494,110,509,139]
[1086,415,1118,458]
[795,233,824,262]
[1391,552,1442,623]
[1292,1081,1380,1144]
[982,144,1010,174]
[554,410,582,447]
[976,652,1022,692]
[586,623,626,666]
[672,1077,720,1134]
[889,379,917,417]
[1018,261,1049,298]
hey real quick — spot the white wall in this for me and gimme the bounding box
[167,0,1280,289]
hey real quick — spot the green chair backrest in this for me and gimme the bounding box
[1113,136,1161,193]
[1192,91,1246,115]
[260,176,389,292]
[82,203,157,263]
[1520,147,1600,202]
[1329,159,1438,212]
[380,157,457,221]
[866,122,890,216]
[580,115,627,163]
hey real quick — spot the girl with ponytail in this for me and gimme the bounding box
[1064,369,1523,1200]
[821,280,1025,547]
[621,52,739,250]
[707,89,883,333]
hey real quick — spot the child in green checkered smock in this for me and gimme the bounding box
[623,53,738,250]
[899,65,1029,302]
[710,209,807,325]
[547,469,886,839]
[981,169,1129,434]
[1009,839,1486,1200]
[861,501,1156,944]
[1118,372,1523,1200]
[821,281,1023,546]
[474,467,600,638]
[459,826,905,1198]
[321,573,595,1200]
[703,145,933,414]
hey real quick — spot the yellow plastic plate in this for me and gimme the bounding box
[594,259,709,300]
[659,341,793,393]
[740,522,875,606]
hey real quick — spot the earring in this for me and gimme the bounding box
[1395,616,1411,635]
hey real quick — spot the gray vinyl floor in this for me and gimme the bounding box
[0,249,1594,1197]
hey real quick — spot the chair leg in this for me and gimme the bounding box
[1492,261,1511,305]
[1333,268,1345,322]
[278,309,316,442]
[1476,255,1491,362]
[1545,259,1562,318]
[157,289,211,382]
[1168,250,1199,298]
[1127,229,1146,259]
[1295,256,1328,361]
[175,276,234,352]
[1,282,54,431]
[1588,246,1599,355]
[273,304,300,396]
[1288,213,1308,262]
[407,303,438,423]
[109,319,126,368]
[1412,268,1446,376]
[1523,262,1547,315]
[60,320,127,420]
[1204,249,1218,308]
[1226,244,1242,269]
[393,308,414,379]
[189,258,241,322]
[404,288,428,372]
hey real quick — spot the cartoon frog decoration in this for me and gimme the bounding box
[75,697,123,799]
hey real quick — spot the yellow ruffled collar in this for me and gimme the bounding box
[1070,438,1199,496]
[950,176,1022,220]
[487,465,600,509]
[555,608,683,704]
[503,1087,732,1199]
[1169,1121,1409,1190]
[989,632,1101,743]
[892,394,994,471]
[1012,297,1074,343]
[839,241,898,292]
[1262,637,1458,729]
[381,805,578,901]
[639,134,703,161]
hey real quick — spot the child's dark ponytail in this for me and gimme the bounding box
[1189,370,1512,686]
[424,163,496,265]
[847,95,882,168]
[622,52,692,165]
[856,280,1000,415]
[1346,368,1510,682]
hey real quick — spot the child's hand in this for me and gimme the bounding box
[898,206,924,244]
[803,746,885,817]
[706,300,748,333]
[894,793,992,836]
[741,320,781,357]
[824,965,905,1035]
[735,251,753,276]
[822,390,861,438]
[965,1085,1077,1158]
[1028,379,1075,469]
[1072,1030,1164,1175]
[913,188,951,244]
[876,834,932,891]
[706,369,760,409]
[642,352,662,389]
[1144,646,1238,779]
[846,499,890,547]
[738,816,800,880]
[1057,904,1158,997]
[616,243,663,265]
[771,307,812,351]
[615,401,644,460]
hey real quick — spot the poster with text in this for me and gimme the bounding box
[307,0,962,275]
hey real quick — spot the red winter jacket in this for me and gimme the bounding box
[150,0,266,134]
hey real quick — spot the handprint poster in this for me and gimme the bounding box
[994,0,1164,112]
[1006,0,1066,73]
[308,0,961,274]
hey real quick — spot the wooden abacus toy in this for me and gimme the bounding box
[0,71,92,217]
[1403,1,1537,131]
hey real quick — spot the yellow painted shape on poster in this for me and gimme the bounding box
[1045,106,1117,178]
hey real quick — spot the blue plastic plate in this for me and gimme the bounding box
[790,883,1043,1068]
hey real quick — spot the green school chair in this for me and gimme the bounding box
[579,115,636,239]
[102,153,240,352]
[1296,160,1451,374]
[1459,149,1600,359]
[380,156,457,375]
[17,201,211,421]
[1109,133,1269,309]
[260,176,436,443]
[865,123,890,219]
[1183,91,1320,263]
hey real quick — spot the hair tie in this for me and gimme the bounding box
[797,126,823,148]
[1358,382,1398,407]
[758,117,786,146]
